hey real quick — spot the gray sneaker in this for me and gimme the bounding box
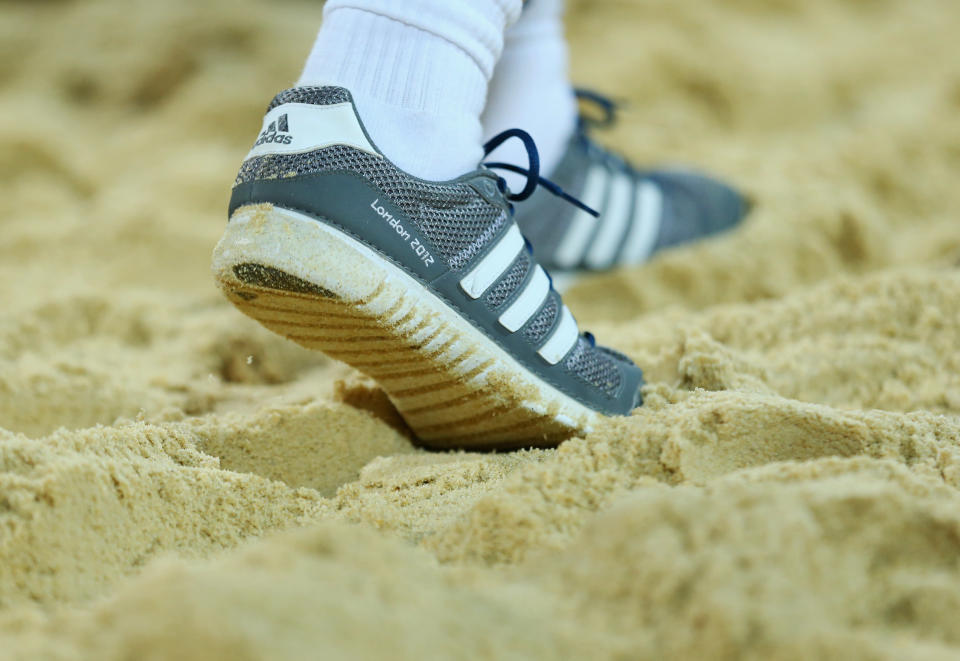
[212,86,644,449]
[514,90,750,275]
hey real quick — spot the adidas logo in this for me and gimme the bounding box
[254,113,294,146]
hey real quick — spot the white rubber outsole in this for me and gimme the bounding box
[211,204,602,449]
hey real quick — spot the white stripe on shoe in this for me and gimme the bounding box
[459,225,525,299]
[499,266,550,332]
[538,305,579,365]
[618,181,663,264]
[552,165,609,268]
[584,170,634,269]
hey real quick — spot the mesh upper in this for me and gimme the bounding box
[485,253,530,309]
[523,295,559,344]
[241,86,506,269]
[237,145,505,268]
[266,86,351,111]
[564,338,623,396]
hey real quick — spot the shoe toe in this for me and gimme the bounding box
[647,170,749,250]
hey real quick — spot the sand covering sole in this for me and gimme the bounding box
[211,204,602,449]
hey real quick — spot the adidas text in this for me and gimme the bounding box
[254,133,293,146]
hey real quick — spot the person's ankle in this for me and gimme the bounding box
[297,6,499,180]
[349,98,484,180]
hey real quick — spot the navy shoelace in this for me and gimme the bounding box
[481,127,601,349]
[574,88,643,179]
[482,128,599,218]
[574,88,620,129]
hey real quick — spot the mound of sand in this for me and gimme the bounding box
[2,0,959,658]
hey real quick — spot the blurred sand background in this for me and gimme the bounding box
[2,0,960,658]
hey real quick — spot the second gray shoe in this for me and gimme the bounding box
[515,90,750,274]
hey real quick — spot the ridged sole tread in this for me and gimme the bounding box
[212,204,598,450]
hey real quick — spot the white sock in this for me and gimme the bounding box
[481,0,577,190]
[298,0,522,181]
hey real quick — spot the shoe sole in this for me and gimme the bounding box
[211,203,602,450]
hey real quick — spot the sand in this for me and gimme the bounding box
[1,0,959,658]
